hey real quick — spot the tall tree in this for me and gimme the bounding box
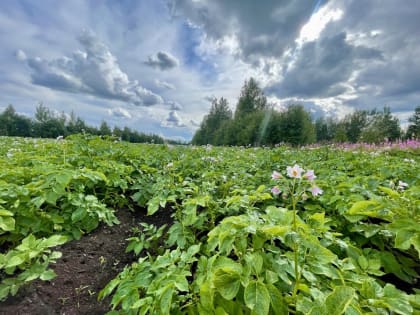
[315,116,337,142]
[361,107,401,143]
[99,120,112,136]
[278,105,315,146]
[343,110,368,143]
[0,105,32,136]
[66,111,88,135]
[234,78,267,118]
[33,103,66,138]
[406,106,420,139]
[192,97,232,145]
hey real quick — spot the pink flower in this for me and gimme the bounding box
[304,170,316,181]
[271,186,281,196]
[287,164,304,179]
[271,171,282,180]
[310,185,323,196]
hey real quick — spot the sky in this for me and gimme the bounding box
[1,0,419,141]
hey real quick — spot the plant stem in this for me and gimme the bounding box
[291,181,300,300]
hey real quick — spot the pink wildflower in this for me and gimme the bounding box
[271,186,281,196]
[271,171,282,180]
[310,185,323,196]
[304,170,316,181]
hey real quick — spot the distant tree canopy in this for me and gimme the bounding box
[192,78,412,146]
[1,91,414,147]
[0,103,167,144]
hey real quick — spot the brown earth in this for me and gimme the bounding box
[0,208,172,315]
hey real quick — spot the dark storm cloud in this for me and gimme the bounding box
[170,0,327,61]
[162,110,186,127]
[270,32,383,98]
[144,51,180,70]
[172,0,420,117]
[325,0,420,110]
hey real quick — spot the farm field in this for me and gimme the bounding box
[0,135,419,314]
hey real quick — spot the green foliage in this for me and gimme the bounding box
[1,135,419,312]
[0,105,32,137]
[342,110,368,143]
[276,105,315,146]
[0,234,67,300]
[315,116,337,143]
[126,223,167,256]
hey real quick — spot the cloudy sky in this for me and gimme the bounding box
[1,0,419,141]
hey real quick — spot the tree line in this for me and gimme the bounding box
[0,103,167,144]
[193,78,420,146]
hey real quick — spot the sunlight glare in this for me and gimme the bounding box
[297,5,343,45]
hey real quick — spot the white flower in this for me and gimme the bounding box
[397,180,408,191]
[287,164,304,179]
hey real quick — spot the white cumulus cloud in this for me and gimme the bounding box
[22,30,163,106]
[108,107,132,119]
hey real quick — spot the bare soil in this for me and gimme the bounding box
[0,208,172,315]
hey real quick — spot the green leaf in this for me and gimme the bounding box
[71,207,87,222]
[213,269,241,300]
[309,305,327,315]
[244,280,270,315]
[266,283,288,315]
[159,284,174,314]
[98,278,120,300]
[378,186,399,198]
[0,284,10,301]
[347,200,380,216]
[325,286,355,315]
[260,225,289,239]
[215,307,229,315]
[245,253,264,275]
[200,282,214,311]
[0,209,14,217]
[394,229,414,250]
[40,269,56,281]
[174,275,189,292]
[380,251,410,282]
[45,190,61,205]
[382,284,413,315]
[358,255,368,270]
[183,203,198,226]
[147,197,160,215]
[5,255,24,268]
[49,251,62,260]
[42,235,68,248]
[55,172,73,187]
[0,216,15,232]
[411,234,420,258]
